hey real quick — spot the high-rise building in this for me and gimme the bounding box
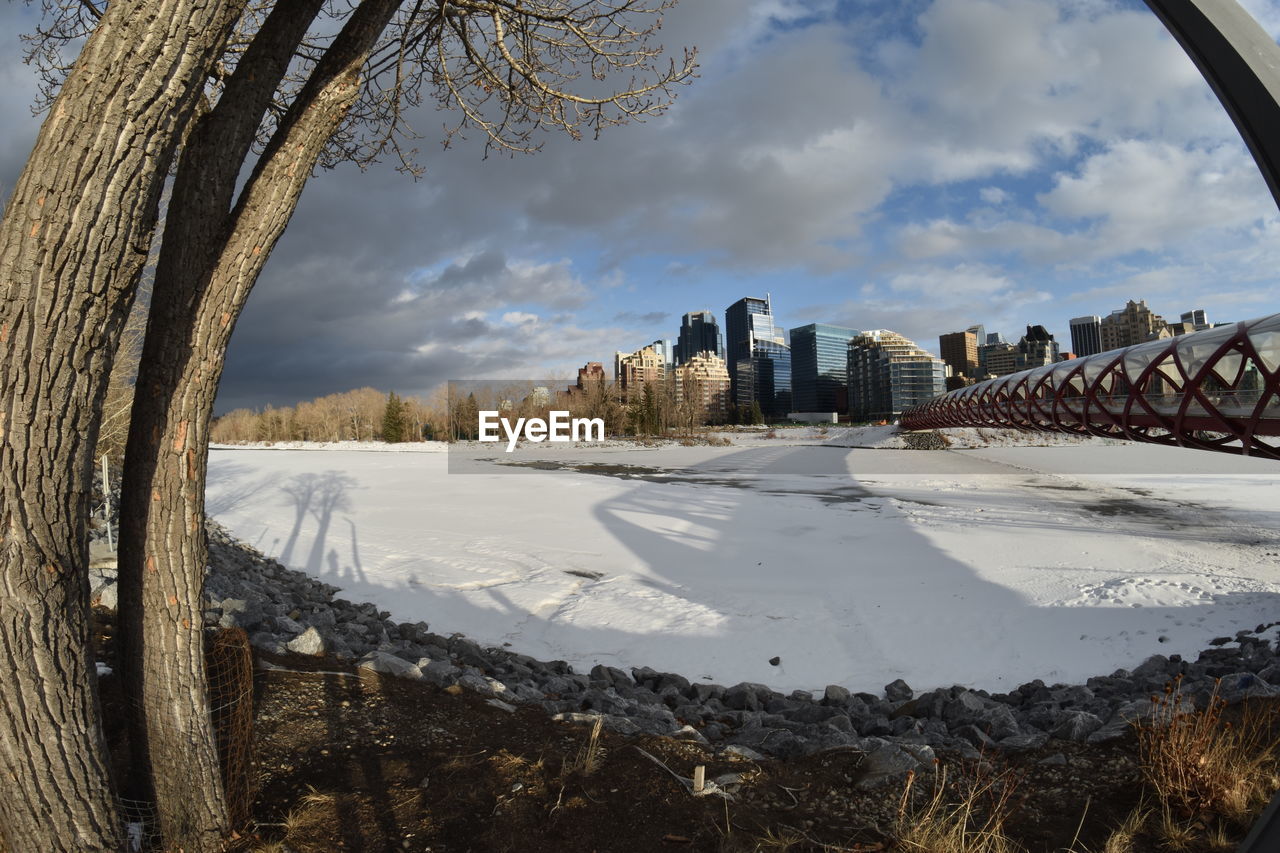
[725,296,772,401]
[674,311,724,365]
[846,330,946,421]
[1181,308,1210,330]
[939,330,980,379]
[1018,324,1059,369]
[726,295,792,418]
[1069,316,1102,357]
[735,342,792,418]
[983,342,1020,377]
[790,323,859,413]
[674,352,731,421]
[643,339,673,370]
[1100,300,1167,351]
[614,344,665,402]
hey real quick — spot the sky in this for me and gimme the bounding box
[3,0,1280,412]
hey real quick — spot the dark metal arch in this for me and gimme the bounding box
[1143,1,1280,209]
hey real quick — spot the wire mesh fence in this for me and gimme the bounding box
[206,625,256,833]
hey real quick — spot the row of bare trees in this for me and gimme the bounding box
[207,375,731,447]
[211,387,447,443]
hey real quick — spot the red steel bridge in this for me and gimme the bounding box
[899,312,1280,460]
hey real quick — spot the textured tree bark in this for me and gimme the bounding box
[117,2,399,849]
[0,2,246,849]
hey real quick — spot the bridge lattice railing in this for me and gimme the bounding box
[899,312,1280,459]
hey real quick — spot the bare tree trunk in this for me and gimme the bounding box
[118,2,398,849]
[0,2,246,849]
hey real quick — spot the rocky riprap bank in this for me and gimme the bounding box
[89,521,1280,789]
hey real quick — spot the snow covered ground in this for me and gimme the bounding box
[206,428,1280,695]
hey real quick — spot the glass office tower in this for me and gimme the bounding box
[674,311,724,365]
[725,296,772,402]
[790,323,859,413]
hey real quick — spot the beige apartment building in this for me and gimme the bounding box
[1100,299,1167,351]
[614,344,666,402]
[674,352,731,420]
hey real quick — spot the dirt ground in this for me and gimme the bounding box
[91,613,1278,852]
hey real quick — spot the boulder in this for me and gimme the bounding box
[357,651,421,680]
[286,626,326,656]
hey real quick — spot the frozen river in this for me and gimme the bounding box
[206,430,1280,694]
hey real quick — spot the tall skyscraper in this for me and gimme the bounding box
[846,330,946,421]
[725,296,772,400]
[938,331,980,379]
[1069,316,1102,357]
[726,296,791,418]
[674,311,724,365]
[790,323,859,413]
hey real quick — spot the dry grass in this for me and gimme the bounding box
[562,716,606,777]
[1098,803,1149,853]
[1137,676,1280,824]
[894,765,1025,853]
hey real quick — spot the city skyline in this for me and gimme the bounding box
[3,0,1280,413]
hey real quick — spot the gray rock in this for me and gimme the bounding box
[722,744,766,761]
[581,688,628,716]
[998,732,1049,750]
[1051,711,1104,742]
[553,712,640,736]
[884,679,913,702]
[952,724,995,749]
[655,672,692,694]
[589,664,631,689]
[457,672,508,697]
[942,690,987,725]
[671,725,710,745]
[725,682,770,712]
[855,743,926,790]
[286,626,326,656]
[357,651,421,680]
[1220,672,1279,702]
[306,608,337,630]
[94,580,118,611]
[823,684,851,706]
[419,660,461,686]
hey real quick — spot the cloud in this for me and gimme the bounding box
[1037,140,1273,256]
[613,311,669,325]
[979,187,1009,205]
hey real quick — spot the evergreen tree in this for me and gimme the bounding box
[750,400,764,425]
[382,391,406,443]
